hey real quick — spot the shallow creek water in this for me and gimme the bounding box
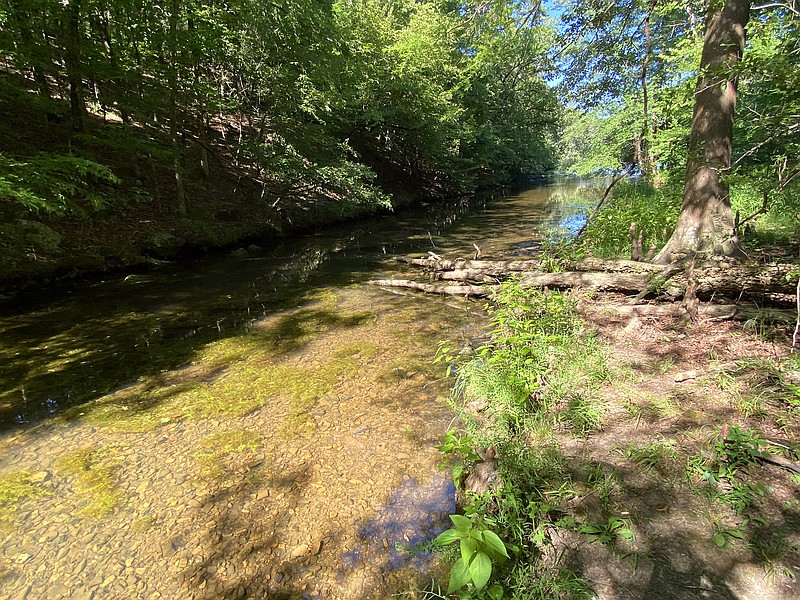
[0,181,598,599]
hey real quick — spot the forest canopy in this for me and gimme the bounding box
[0,0,797,272]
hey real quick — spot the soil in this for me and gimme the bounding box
[551,294,800,600]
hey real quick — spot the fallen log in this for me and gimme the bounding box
[575,257,665,274]
[397,257,540,272]
[517,271,649,293]
[370,271,650,295]
[368,279,498,297]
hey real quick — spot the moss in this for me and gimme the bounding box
[74,332,379,434]
[130,515,156,533]
[0,469,49,529]
[55,445,123,518]
[193,429,262,480]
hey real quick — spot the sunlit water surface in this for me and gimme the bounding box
[0,181,599,599]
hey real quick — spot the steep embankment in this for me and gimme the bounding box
[0,83,438,295]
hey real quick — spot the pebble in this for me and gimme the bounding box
[0,306,458,600]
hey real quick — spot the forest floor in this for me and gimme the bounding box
[538,295,800,600]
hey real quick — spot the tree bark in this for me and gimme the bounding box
[169,0,187,215]
[63,0,87,131]
[656,0,751,263]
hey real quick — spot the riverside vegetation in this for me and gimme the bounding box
[422,274,800,599]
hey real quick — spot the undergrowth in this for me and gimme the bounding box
[430,284,612,598]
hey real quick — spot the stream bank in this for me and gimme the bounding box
[0,182,598,599]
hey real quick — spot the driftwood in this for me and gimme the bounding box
[397,256,540,272]
[377,254,800,312]
[368,279,498,297]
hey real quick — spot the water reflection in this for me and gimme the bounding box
[0,180,599,430]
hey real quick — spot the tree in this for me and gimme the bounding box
[656,0,750,262]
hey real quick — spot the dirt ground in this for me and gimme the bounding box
[554,296,800,600]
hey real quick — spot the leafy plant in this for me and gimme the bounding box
[712,522,746,548]
[434,514,509,597]
[579,516,634,547]
[438,429,481,487]
[0,152,121,215]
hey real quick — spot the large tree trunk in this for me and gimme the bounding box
[656,0,750,263]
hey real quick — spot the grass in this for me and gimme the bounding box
[435,286,617,596]
[620,439,679,473]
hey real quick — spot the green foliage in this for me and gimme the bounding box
[433,284,610,597]
[622,439,678,472]
[439,429,481,488]
[434,514,509,596]
[580,181,680,258]
[0,152,120,214]
[579,516,634,546]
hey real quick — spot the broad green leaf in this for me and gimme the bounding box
[450,514,472,532]
[713,532,726,547]
[481,530,509,559]
[460,537,478,564]
[434,529,460,546]
[618,528,635,540]
[469,551,492,591]
[447,557,471,594]
[488,584,504,600]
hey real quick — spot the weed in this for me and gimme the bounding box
[438,429,481,488]
[712,521,747,548]
[579,516,635,547]
[748,535,800,580]
[433,514,510,597]
[621,439,678,472]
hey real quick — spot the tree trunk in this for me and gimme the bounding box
[63,0,87,131]
[169,0,187,215]
[656,0,750,264]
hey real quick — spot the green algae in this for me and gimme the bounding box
[193,428,262,480]
[73,334,380,434]
[55,445,124,518]
[0,469,49,529]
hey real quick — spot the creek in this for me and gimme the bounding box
[0,180,598,599]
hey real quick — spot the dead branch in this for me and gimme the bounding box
[581,303,796,323]
[576,163,635,239]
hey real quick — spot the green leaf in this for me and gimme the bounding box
[726,528,745,540]
[469,551,492,590]
[460,537,478,564]
[713,532,727,547]
[450,514,472,532]
[481,530,509,559]
[434,529,461,546]
[447,557,472,594]
[488,584,504,600]
[618,528,635,540]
